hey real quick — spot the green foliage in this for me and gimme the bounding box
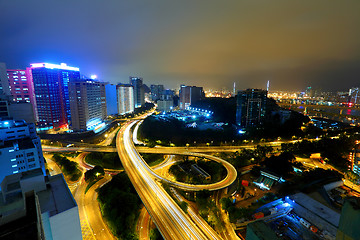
[262,152,295,176]
[281,136,355,171]
[86,152,123,170]
[220,197,232,212]
[194,190,224,230]
[52,154,82,181]
[150,228,164,240]
[141,153,164,166]
[97,172,141,239]
[345,171,360,183]
[84,165,105,182]
[228,207,250,223]
[140,116,239,145]
[279,168,343,195]
[179,201,188,214]
[169,160,226,184]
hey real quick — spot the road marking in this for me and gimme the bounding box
[80,219,95,240]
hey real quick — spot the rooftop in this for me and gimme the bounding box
[290,192,340,227]
[37,174,77,217]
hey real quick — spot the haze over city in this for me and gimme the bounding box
[1,0,360,91]
[1,1,360,240]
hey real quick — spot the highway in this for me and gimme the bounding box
[42,141,285,153]
[145,150,237,191]
[43,147,238,191]
[116,120,222,240]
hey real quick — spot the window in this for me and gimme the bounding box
[28,164,36,168]
[28,158,35,162]
[27,152,34,157]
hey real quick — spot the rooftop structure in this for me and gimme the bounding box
[0,118,44,183]
[0,169,82,240]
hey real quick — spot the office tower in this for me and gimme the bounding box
[105,84,118,115]
[179,85,204,110]
[68,79,107,132]
[157,100,173,112]
[30,63,80,130]
[130,77,144,108]
[0,62,11,96]
[0,119,45,182]
[7,68,37,116]
[117,84,134,115]
[336,198,360,240]
[0,169,82,239]
[161,89,175,101]
[150,84,164,101]
[349,87,359,104]
[100,81,107,119]
[236,89,267,128]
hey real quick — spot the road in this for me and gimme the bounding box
[74,176,114,240]
[214,189,241,240]
[42,140,286,153]
[116,120,222,239]
[98,126,120,146]
[44,147,238,191]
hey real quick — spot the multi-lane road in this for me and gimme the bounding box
[117,120,223,239]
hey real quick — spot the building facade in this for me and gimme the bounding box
[6,68,36,116]
[105,84,118,115]
[179,85,204,110]
[0,62,11,96]
[236,89,267,128]
[30,63,80,130]
[0,169,82,240]
[130,77,144,108]
[150,84,164,101]
[349,87,359,105]
[0,119,44,182]
[68,79,106,132]
[157,100,173,112]
[117,84,134,115]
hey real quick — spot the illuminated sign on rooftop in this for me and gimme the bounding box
[30,63,80,71]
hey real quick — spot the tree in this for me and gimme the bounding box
[85,165,105,182]
[220,198,232,212]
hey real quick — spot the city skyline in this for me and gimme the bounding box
[1,1,360,91]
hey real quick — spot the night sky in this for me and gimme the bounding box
[1,0,359,91]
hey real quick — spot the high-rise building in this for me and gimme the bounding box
[30,63,80,130]
[7,68,37,116]
[68,79,107,132]
[105,84,118,115]
[0,118,45,182]
[349,87,359,105]
[0,169,82,239]
[179,85,204,110]
[150,84,164,101]
[117,84,134,115]
[130,77,144,108]
[157,100,173,112]
[161,89,175,101]
[236,89,267,128]
[0,62,11,96]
